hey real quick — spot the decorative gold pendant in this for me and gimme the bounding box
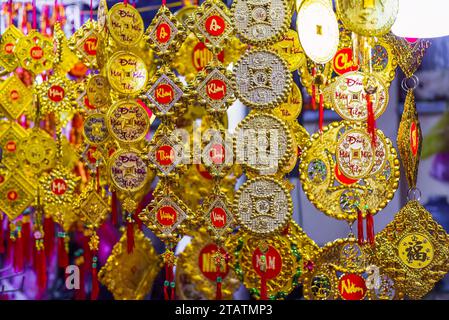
[270,29,306,72]
[107,2,144,47]
[37,74,76,115]
[201,193,234,242]
[40,164,79,207]
[0,170,35,220]
[0,121,28,170]
[0,25,23,72]
[273,82,303,122]
[15,30,54,75]
[374,200,449,299]
[108,148,149,193]
[107,51,148,96]
[75,181,110,229]
[69,19,99,69]
[86,75,110,110]
[99,229,161,300]
[0,75,32,120]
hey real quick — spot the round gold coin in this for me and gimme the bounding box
[107,100,150,143]
[273,83,303,122]
[86,75,110,109]
[107,2,144,46]
[271,29,306,71]
[107,51,148,95]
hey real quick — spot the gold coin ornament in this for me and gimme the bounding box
[231,0,291,45]
[107,100,150,144]
[234,113,293,175]
[227,233,302,299]
[146,3,187,59]
[234,177,292,236]
[271,29,306,72]
[86,75,110,109]
[336,0,399,36]
[336,128,374,180]
[97,0,109,33]
[332,71,388,122]
[273,82,303,122]
[83,113,110,145]
[107,51,148,96]
[186,0,234,54]
[107,2,144,47]
[296,0,340,64]
[299,121,399,221]
[0,25,23,72]
[0,75,33,120]
[374,200,449,299]
[99,229,161,300]
[109,149,149,193]
[16,129,57,175]
[14,30,54,74]
[233,49,292,109]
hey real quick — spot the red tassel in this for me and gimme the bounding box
[319,92,324,133]
[366,212,375,246]
[82,233,92,273]
[215,276,222,300]
[357,209,364,245]
[127,221,134,254]
[57,236,69,268]
[22,219,31,264]
[111,192,118,226]
[91,252,99,300]
[260,274,268,300]
[0,216,5,254]
[133,212,143,231]
[6,222,13,263]
[36,247,47,292]
[43,216,54,258]
[311,68,317,111]
[163,263,169,300]
[169,265,175,300]
[13,232,24,272]
[366,93,377,146]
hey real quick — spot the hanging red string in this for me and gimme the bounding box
[91,252,99,300]
[32,0,37,30]
[311,67,317,111]
[260,272,268,300]
[22,217,31,265]
[162,0,167,5]
[6,221,12,263]
[215,275,222,300]
[163,262,170,300]
[90,0,93,21]
[43,215,54,258]
[57,233,69,268]
[13,226,24,272]
[124,0,129,6]
[35,239,47,293]
[318,90,324,133]
[366,212,375,246]
[74,255,86,300]
[126,217,134,254]
[357,208,364,245]
[366,93,377,146]
[54,0,59,22]
[8,0,13,26]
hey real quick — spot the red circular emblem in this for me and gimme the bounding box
[196,163,213,180]
[156,23,171,43]
[156,206,177,226]
[84,96,96,110]
[5,140,16,152]
[10,89,20,102]
[333,48,359,75]
[83,37,98,56]
[334,164,358,185]
[338,273,367,300]
[30,46,43,60]
[205,15,225,37]
[210,207,227,228]
[252,245,282,280]
[5,43,14,54]
[206,79,227,101]
[7,190,18,201]
[198,243,229,281]
[192,42,225,72]
[410,122,419,156]
[209,143,225,164]
[155,84,174,105]
[51,178,67,196]
[0,175,5,184]
[156,145,175,166]
[48,85,65,102]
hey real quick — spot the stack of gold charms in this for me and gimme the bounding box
[1,0,449,302]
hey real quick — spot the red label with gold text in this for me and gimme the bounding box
[30,46,43,60]
[198,243,229,281]
[84,37,98,56]
[5,141,16,152]
[156,206,177,226]
[207,79,227,100]
[155,84,174,105]
[156,23,171,43]
[205,15,225,37]
[51,178,67,196]
[192,42,224,72]
[252,245,282,279]
[156,145,175,166]
[410,122,419,156]
[210,207,227,228]
[48,85,65,102]
[338,273,367,300]
[209,143,225,164]
[333,48,359,75]
[7,190,18,201]
[5,43,14,54]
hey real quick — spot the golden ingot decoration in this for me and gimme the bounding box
[397,89,422,190]
[297,0,340,64]
[336,128,374,180]
[186,0,234,54]
[331,71,388,122]
[271,29,306,72]
[108,148,149,193]
[107,100,151,144]
[234,177,292,236]
[177,229,240,300]
[299,121,399,221]
[0,25,23,71]
[99,229,161,300]
[231,0,291,45]
[273,82,303,122]
[107,51,148,96]
[15,30,54,74]
[0,75,33,120]
[16,129,57,175]
[374,200,449,299]
[233,49,292,109]
[0,171,36,220]
[107,2,144,47]
[336,0,399,37]
[234,113,293,175]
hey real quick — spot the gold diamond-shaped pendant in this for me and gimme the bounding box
[374,200,449,299]
[75,181,110,229]
[68,19,99,69]
[0,75,33,120]
[0,171,35,220]
[99,229,161,300]
[146,4,187,60]
[0,121,28,170]
[0,25,23,71]
[186,0,234,54]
